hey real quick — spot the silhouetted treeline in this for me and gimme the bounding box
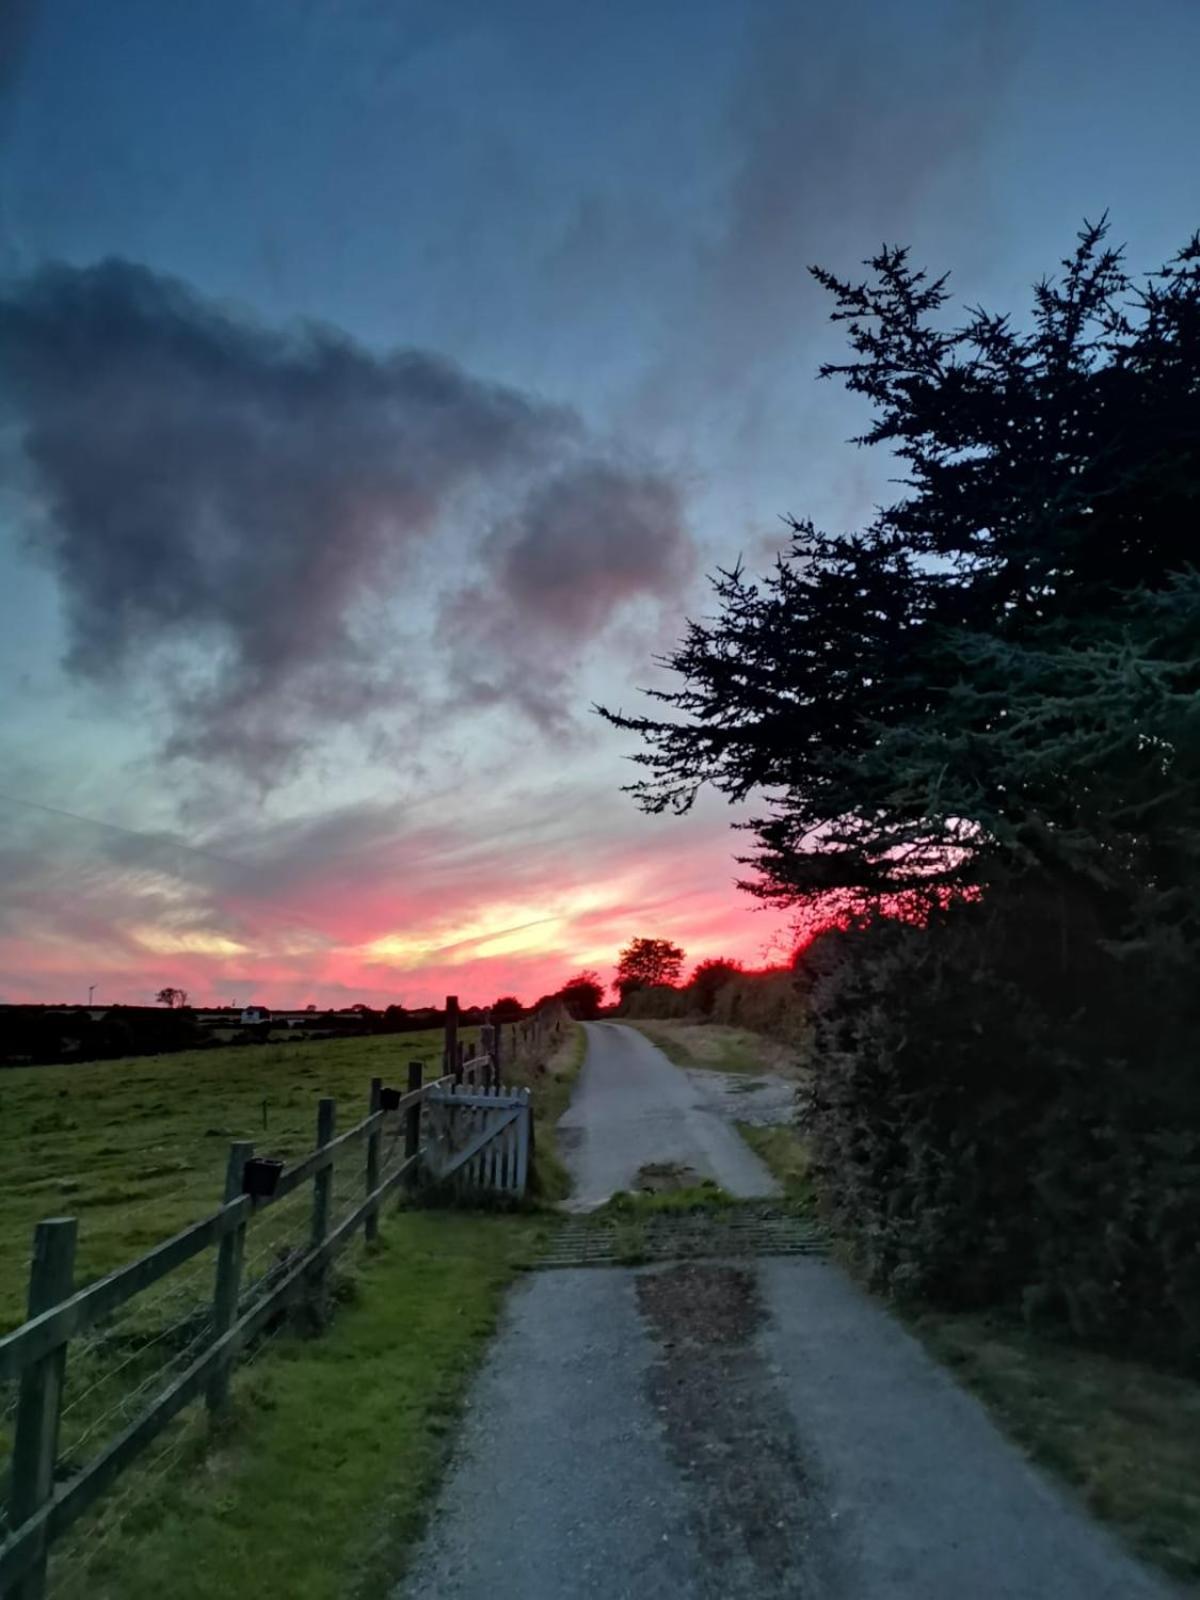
[0,1005,203,1067]
[1,999,496,1067]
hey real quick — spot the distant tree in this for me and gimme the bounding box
[688,958,743,1016]
[558,971,605,1020]
[491,995,524,1023]
[155,986,189,1009]
[305,1003,317,1012]
[615,938,685,999]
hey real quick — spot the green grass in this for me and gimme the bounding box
[603,1179,737,1215]
[736,1122,816,1208]
[0,1029,474,1331]
[0,1026,579,1595]
[43,1211,549,1600]
[906,1307,1200,1586]
[624,1019,785,1075]
[591,1181,735,1266]
[523,1021,586,1202]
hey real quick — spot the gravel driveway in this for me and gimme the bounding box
[396,1024,1175,1600]
[555,1022,781,1208]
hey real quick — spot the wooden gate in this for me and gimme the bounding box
[424,1085,532,1197]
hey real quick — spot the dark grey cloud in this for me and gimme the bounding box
[629,0,1022,493]
[1,258,689,776]
[0,0,38,104]
[443,459,693,730]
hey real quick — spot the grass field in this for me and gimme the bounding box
[0,1028,477,1332]
[1,1023,580,1593]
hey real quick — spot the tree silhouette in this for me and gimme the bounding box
[600,220,1200,923]
[615,938,684,997]
[155,986,189,1009]
[558,971,605,1020]
[688,958,743,1016]
[491,995,524,1023]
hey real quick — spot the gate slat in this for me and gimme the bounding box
[488,1094,500,1189]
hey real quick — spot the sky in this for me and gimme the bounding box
[1,0,1198,1008]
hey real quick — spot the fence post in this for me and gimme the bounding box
[405,1061,423,1180]
[10,1216,77,1600]
[492,1012,503,1083]
[309,1097,336,1311]
[444,994,458,1080]
[455,1039,464,1087]
[207,1140,253,1415]
[365,1078,382,1244]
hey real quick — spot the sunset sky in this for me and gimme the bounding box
[2,0,1198,1008]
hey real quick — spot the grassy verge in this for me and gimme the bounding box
[735,1122,816,1208]
[739,1119,1200,1586]
[45,1210,548,1600]
[623,1019,789,1076]
[906,1308,1200,1586]
[523,1021,586,1202]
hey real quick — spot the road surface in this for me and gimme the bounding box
[396,1024,1173,1600]
[557,1021,780,1208]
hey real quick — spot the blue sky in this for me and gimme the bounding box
[2,0,1198,1005]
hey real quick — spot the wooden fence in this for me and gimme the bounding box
[0,994,565,1599]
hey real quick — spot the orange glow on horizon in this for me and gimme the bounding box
[0,876,797,1010]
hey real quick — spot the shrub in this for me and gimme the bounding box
[619,985,688,1020]
[709,968,803,1041]
[687,959,743,1016]
[797,899,1200,1370]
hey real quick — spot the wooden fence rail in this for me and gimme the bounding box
[0,995,564,1598]
[0,1065,465,1598]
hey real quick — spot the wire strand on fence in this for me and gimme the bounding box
[59,1260,213,1427]
[5,1068,479,1586]
[45,1403,202,1600]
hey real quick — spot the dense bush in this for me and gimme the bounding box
[709,969,803,1042]
[798,902,1200,1370]
[619,984,689,1020]
[617,965,806,1044]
